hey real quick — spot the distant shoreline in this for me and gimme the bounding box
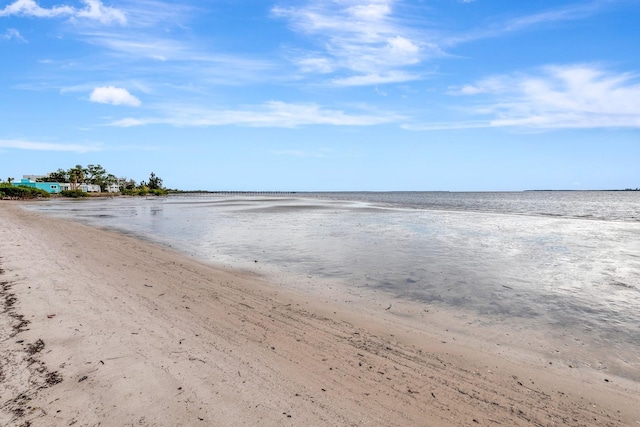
[168,189,639,194]
[525,188,640,192]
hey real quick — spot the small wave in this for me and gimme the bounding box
[610,281,636,290]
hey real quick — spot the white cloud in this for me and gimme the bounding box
[74,0,126,25]
[500,3,600,33]
[445,1,605,46]
[108,101,404,128]
[387,36,419,59]
[1,28,26,42]
[0,0,126,25]
[447,77,508,95]
[272,0,432,86]
[81,32,189,60]
[414,65,640,130]
[79,30,278,85]
[0,0,73,18]
[348,2,391,20]
[110,0,192,29]
[90,86,141,107]
[0,138,102,152]
[332,71,420,87]
[485,65,640,129]
[296,56,334,74]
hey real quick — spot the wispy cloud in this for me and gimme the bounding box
[445,1,608,46]
[500,2,603,32]
[1,28,26,42]
[486,65,640,129]
[446,76,508,96]
[413,65,640,130]
[0,138,102,152]
[0,0,126,25]
[80,30,189,61]
[111,0,192,28]
[90,86,141,106]
[81,30,276,75]
[272,0,434,86]
[271,1,612,87]
[332,70,421,87]
[108,101,404,128]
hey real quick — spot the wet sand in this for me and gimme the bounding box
[1,201,639,426]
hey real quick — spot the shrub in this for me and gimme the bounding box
[119,188,168,196]
[61,189,88,198]
[0,184,50,199]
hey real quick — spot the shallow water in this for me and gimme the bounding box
[25,191,640,378]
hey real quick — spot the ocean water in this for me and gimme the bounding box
[25,191,640,379]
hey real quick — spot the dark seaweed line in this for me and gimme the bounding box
[0,264,63,425]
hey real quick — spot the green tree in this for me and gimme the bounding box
[86,164,105,183]
[147,172,163,190]
[68,165,86,190]
[86,164,111,191]
[104,173,118,192]
[122,178,137,190]
[43,168,69,183]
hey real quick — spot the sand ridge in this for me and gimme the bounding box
[1,201,638,426]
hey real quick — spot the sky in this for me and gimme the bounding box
[1,0,639,191]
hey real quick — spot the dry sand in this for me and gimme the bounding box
[1,201,639,426]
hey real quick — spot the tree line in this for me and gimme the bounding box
[2,164,167,198]
[40,164,165,193]
[41,164,120,192]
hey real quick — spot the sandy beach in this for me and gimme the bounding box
[1,201,639,426]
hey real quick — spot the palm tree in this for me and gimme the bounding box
[68,165,86,190]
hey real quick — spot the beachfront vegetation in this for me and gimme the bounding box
[121,187,167,196]
[40,165,169,196]
[42,164,119,192]
[1,167,170,198]
[146,172,163,191]
[120,172,168,196]
[60,189,88,198]
[0,183,50,199]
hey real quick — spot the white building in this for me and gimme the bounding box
[60,183,102,192]
[78,183,101,193]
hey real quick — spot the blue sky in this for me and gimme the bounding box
[1,0,639,191]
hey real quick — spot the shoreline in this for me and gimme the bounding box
[1,201,638,426]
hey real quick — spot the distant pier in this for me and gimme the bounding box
[170,191,297,197]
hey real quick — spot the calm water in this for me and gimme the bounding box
[25,191,640,378]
